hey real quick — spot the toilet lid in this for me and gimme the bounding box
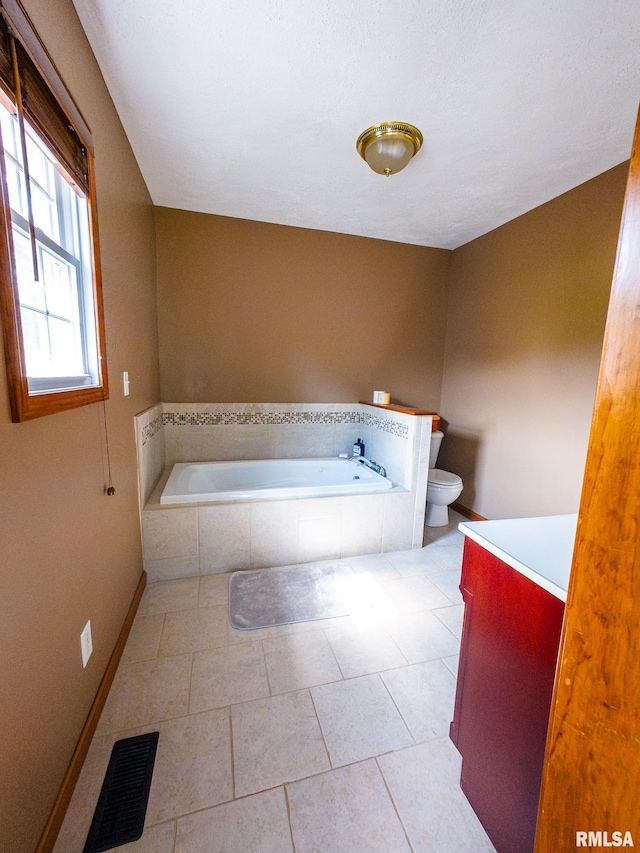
[428,468,462,487]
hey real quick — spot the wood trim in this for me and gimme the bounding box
[0,144,108,422]
[0,7,107,422]
[0,0,93,148]
[359,401,441,430]
[535,107,640,849]
[451,501,487,522]
[0,111,24,420]
[34,571,147,853]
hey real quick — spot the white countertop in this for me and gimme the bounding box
[458,514,578,601]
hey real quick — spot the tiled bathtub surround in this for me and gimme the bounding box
[161,403,406,476]
[140,403,421,489]
[135,403,432,581]
[135,402,165,509]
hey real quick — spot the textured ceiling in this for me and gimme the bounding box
[72,0,639,249]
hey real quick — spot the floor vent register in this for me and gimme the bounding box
[83,731,159,853]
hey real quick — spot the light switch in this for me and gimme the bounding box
[80,620,92,667]
[123,371,130,396]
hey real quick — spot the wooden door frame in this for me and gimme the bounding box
[535,105,640,849]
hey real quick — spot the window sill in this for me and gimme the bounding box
[8,380,109,421]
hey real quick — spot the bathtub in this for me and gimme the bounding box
[160,457,393,504]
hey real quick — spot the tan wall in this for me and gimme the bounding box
[155,208,451,408]
[0,2,159,851]
[439,163,628,519]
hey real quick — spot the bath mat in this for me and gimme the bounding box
[83,731,159,853]
[229,562,355,629]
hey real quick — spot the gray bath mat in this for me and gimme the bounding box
[229,563,355,630]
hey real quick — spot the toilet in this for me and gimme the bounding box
[425,430,463,527]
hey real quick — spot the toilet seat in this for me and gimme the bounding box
[428,468,463,488]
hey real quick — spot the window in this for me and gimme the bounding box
[0,1,107,421]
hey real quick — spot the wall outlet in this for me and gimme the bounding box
[80,620,93,668]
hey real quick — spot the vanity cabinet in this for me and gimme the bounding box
[450,536,565,853]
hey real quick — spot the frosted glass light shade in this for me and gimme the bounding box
[356,122,423,176]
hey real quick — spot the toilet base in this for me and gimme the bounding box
[425,501,450,527]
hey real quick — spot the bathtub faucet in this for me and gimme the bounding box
[349,455,387,478]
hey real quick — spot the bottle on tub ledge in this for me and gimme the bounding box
[353,437,365,457]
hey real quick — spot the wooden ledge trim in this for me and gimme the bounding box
[359,401,441,430]
[35,570,147,853]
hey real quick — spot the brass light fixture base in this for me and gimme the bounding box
[356,122,423,176]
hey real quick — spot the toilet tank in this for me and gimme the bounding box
[429,430,444,469]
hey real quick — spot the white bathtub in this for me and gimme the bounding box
[160,457,393,504]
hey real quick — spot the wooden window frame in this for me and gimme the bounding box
[0,0,108,422]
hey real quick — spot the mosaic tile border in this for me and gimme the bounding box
[141,415,163,445]
[161,410,363,427]
[141,408,412,445]
[362,412,409,439]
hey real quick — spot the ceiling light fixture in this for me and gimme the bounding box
[356,121,423,177]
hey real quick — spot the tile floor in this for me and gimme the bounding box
[54,510,496,853]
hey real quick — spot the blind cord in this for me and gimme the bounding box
[9,32,38,281]
[102,397,115,496]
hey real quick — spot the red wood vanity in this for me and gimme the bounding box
[450,516,576,853]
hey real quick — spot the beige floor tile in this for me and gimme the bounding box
[378,739,496,852]
[429,569,463,604]
[323,568,401,630]
[175,787,293,853]
[382,575,452,613]
[190,642,269,712]
[97,655,192,733]
[324,623,407,678]
[442,654,460,677]
[199,573,230,607]
[117,822,176,852]
[232,689,330,797]
[62,539,497,852]
[158,605,228,656]
[427,526,466,548]
[263,632,342,694]
[121,613,165,664]
[138,577,199,616]
[310,674,413,767]
[286,613,353,636]
[433,603,465,639]
[423,527,444,544]
[346,553,401,581]
[386,611,461,664]
[228,621,293,644]
[426,539,465,573]
[287,760,410,853]
[423,513,466,544]
[381,660,456,742]
[144,709,232,824]
[385,548,444,578]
